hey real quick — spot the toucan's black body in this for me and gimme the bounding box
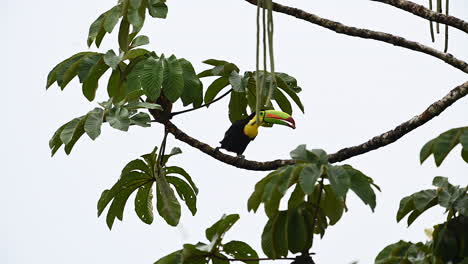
[219,113,256,156]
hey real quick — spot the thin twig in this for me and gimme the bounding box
[170,89,233,117]
[160,81,468,171]
[243,0,468,74]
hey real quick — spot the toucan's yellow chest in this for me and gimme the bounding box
[243,118,262,139]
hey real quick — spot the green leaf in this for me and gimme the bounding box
[432,128,463,166]
[49,123,67,156]
[134,182,154,224]
[60,118,82,145]
[167,176,197,215]
[298,164,321,195]
[162,55,184,102]
[262,169,290,218]
[204,77,230,104]
[420,139,435,164]
[141,57,164,101]
[99,171,151,229]
[123,48,150,61]
[326,165,350,197]
[288,184,305,209]
[261,211,288,258]
[130,35,149,48]
[229,71,243,92]
[321,185,344,225]
[432,176,449,188]
[50,53,88,89]
[156,180,181,226]
[287,208,307,253]
[130,112,152,127]
[273,88,292,115]
[344,165,377,211]
[206,214,240,243]
[84,108,105,140]
[63,117,86,155]
[148,0,168,18]
[103,4,123,33]
[179,59,203,107]
[77,54,103,83]
[276,75,304,113]
[87,14,105,47]
[165,166,198,194]
[407,198,437,226]
[462,148,468,163]
[104,50,122,70]
[118,18,130,52]
[82,58,110,101]
[107,69,122,98]
[247,172,276,212]
[121,158,152,176]
[154,250,182,264]
[203,59,231,67]
[396,196,415,223]
[223,241,259,264]
[107,107,131,131]
[228,90,248,123]
[413,190,437,211]
[126,102,162,110]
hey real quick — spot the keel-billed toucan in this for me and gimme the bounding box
[217,110,296,157]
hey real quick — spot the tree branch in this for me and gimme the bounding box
[243,0,468,74]
[161,81,468,171]
[371,0,468,34]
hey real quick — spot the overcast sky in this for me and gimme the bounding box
[3,0,468,263]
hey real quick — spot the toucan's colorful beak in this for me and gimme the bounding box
[263,110,296,129]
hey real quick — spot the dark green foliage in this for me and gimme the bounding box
[249,145,379,258]
[396,176,467,226]
[199,60,304,123]
[97,147,198,229]
[375,240,441,264]
[153,214,259,264]
[432,216,468,263]
[420,127,468,166]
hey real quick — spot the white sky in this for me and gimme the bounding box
[3,0,468,263]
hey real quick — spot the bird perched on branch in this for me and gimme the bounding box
[216,110,296,158]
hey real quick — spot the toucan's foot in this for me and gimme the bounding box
[236,154,245,159]
[214,147,220,152]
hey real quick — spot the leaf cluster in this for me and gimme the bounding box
[397,176,467,226]
[154,214,259,264]
[247,145,380,258]
[49,100,160,155]
[97,146,198,229]
[199,60,304,123]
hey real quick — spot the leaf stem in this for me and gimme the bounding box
[169,88,233,117]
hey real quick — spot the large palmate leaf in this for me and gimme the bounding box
[97,147,198,229]
[126,54,204,107]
